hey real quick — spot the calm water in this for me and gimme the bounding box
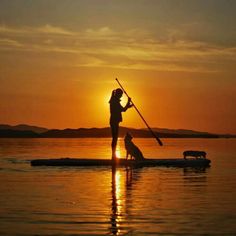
[0,138,236,235]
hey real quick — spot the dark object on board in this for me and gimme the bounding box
[183,150,207,159]
[31,157,211,168]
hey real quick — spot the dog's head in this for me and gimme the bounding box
[124,132,133,142]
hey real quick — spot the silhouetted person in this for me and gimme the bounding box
[109,88,133,161]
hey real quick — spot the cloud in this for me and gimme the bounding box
[0,24,73,36]
[37,24,74,35]
[0,24,235,72]
[85,27,114,37]
[0,38,23,47]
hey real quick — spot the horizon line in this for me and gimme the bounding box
[0,123,235,136]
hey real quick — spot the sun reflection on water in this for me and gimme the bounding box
[111,168,125,235]
[115,142,121,159]
[115,170,122,222]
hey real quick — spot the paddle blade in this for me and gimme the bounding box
[156,137,163,146]
[152,132,163,146]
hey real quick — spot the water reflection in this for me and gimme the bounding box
[110,166,142,235]
[109,166,210,235]
[183,167,208,175]
[110,166,119,235]
[183,167,208,183]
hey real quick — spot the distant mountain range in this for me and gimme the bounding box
[0,124,48,133]
[0,124,235,138]
[146,128,214,136]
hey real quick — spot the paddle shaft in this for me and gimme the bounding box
[115,78,163,146]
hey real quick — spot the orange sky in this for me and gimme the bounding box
[0,0,235,133]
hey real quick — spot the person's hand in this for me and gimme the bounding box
[128,103,134,108]
[128,97,133,108]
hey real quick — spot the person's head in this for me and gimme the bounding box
[109,88,123,103]
[115,88,123,98]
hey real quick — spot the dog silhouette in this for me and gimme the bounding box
[124,133,145,161]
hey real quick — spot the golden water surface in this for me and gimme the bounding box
[0,138,236,235]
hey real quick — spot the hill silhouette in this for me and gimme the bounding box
[146,127,214,136]
[41,127,220,138]
[0,124,48,133]
[1,124,234,138]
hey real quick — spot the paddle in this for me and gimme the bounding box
[115,78,163,146]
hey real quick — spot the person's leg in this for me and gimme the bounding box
[111,123,119,160]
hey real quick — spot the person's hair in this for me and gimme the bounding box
[115,88,123,96]
[109,88,123,103]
